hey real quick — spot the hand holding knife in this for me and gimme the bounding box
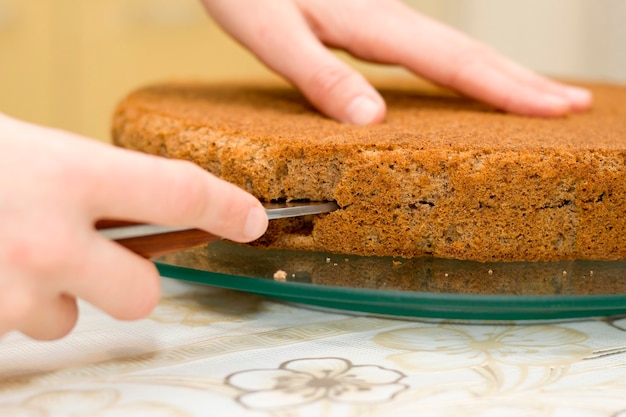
[97,201,338,258]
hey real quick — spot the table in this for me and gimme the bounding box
[2,277,626,416]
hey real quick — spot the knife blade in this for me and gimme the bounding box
[97,201,339,258]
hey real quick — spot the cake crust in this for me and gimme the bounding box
[112,80,626,262]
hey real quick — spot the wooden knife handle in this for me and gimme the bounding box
[95,220,219,259]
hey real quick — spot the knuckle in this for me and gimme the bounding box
[161,160,256,239]
[41,153,93,201]
[211,185,250,236]
[7,226,79,276]
[497,91,519,113]
[167,160,252,235]
[444,44,493,87]
[165,161,211,223]
[305,64,356,104]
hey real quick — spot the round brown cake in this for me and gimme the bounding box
[112,79,626,262]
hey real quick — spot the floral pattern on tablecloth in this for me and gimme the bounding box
[1,278,626,417]
[226,357,408,410]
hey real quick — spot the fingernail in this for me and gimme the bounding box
[345,96,381,125]
[565,86,592,106]
[244,206,268,240]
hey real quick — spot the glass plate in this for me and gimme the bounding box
[154,242,626,321]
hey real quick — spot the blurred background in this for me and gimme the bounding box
[0,0,624,142]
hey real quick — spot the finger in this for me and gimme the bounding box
[8,117,268,243]
[86,147,268,243]
[314,0,590,117]
[485,56,593,112]
[18,293,78,341]
[412,49,591,116]
[430,55,572,117]
[66,235,161,321]
[393,16,591,115]
[204,0,385,125]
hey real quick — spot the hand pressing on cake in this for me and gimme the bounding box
[202,0,592,125]
[0,113,268,340]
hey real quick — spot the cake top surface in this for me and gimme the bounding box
[121,79,626,151]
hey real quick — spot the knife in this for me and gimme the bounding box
[97,201,339,258]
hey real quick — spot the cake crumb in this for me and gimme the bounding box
[562,270,567,276]
[590,270,594,276]
[488,269,493,275]
[392,260,402,266]
[325,257,331,263]
[273,270,288,281]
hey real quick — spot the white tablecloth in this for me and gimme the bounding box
[2,277,626,416]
